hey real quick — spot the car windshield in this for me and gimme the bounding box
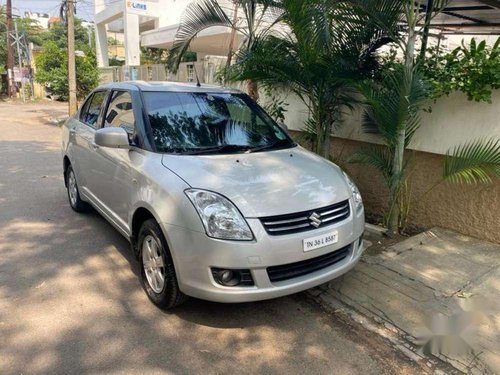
[143,91,295,154]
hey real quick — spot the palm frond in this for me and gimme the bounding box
[443,138,500,184]
[349,145,393,183]
[297,118,319,147]
[166,0,232,72]
[357,65,428,148]
[167,0,286,72]
[348,0,406,46]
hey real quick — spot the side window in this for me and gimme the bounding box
[81,91,107,128]
[79,95,93,123]
[104,91,136,134]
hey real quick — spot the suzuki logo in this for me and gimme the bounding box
[309,212,322,228]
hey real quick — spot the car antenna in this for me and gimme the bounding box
[193,64,201,87]
[187,47,201,87]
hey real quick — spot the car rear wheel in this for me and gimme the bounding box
[66,165,88,212]
[138,219,187,309]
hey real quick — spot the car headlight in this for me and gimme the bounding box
[342,171,363,211]
[185,189,253,241]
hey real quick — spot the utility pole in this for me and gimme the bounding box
[14,19,25,102]
[67,0,78,114]
[6,0,15,97]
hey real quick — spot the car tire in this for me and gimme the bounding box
[138,219,188,309]
[66,165,88,212]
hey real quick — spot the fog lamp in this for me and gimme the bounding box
[217,269,241,286]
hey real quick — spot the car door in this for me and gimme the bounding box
[73,90,108,193]
[86,90,139,230]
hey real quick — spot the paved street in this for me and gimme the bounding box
[1,100,430,375]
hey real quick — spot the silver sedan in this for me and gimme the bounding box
[62,81,365,309]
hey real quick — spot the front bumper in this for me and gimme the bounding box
[161,203,364,303]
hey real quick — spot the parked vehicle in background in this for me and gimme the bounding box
[61,81,365,309]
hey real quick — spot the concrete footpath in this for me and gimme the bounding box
[310,227,500,374]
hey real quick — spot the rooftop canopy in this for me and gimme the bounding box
[420,0,500,34]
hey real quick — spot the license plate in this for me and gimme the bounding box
[303,231,338,252]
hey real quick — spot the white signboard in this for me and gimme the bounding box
[126,1,148,13]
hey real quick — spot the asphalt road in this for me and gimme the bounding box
[0,101,428,375]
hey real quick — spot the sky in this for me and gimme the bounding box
[2,0,95,21]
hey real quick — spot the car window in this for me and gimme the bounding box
[79,95,93,123]
[104,91,135,134]
[81,91,107,129]
[143,92,293,154]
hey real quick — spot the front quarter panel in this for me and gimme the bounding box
[128,152,204,235]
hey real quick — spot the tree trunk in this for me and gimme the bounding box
[388,6,417,236]
[225,3,239,72]
[247,79,259,102]
[312,103,323,156]
[388,131,405,233]
[322,132,331,159]
[321,112,333,159]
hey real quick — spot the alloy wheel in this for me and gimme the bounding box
[142,235,166,293]
[68,170,78,207]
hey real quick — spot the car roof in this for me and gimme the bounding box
[97,81,243,94]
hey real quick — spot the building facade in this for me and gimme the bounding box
[94,0,238,67]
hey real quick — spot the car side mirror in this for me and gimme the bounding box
[94,127,130,149]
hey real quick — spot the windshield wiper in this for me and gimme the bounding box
[248,138,294,153]
[181,144,253,155]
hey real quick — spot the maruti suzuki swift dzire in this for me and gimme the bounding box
[62,81,365,309]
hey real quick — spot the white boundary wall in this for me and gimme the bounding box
[279,90,500,156]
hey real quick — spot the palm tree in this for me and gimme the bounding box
[346,0,448,234]
[166,0,282,100]
[226,0,396,157]
[351,0,500,233]
[350,64,428,229]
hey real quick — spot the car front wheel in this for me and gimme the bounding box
[138,219,187,309]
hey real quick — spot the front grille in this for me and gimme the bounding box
[259,200,350,235]
[267,244,351,282]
